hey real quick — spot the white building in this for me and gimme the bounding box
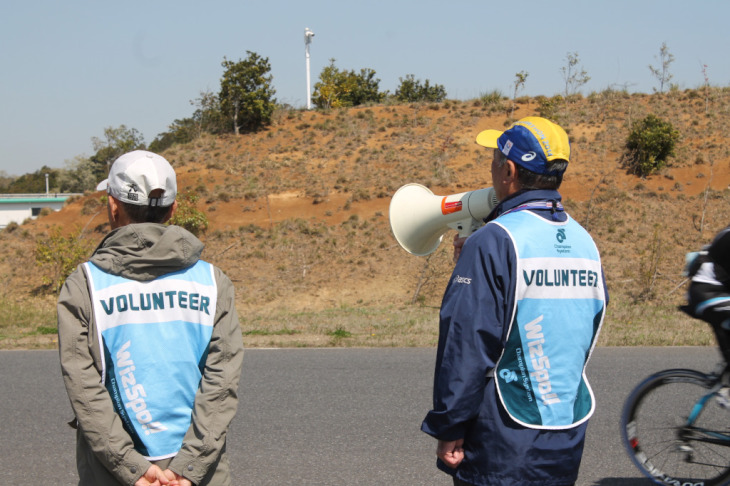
[0,193,83,229]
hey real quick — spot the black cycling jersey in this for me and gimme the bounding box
[688,225,730,363]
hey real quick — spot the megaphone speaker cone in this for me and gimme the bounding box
[389,183,499,256]
[389,184,444,256]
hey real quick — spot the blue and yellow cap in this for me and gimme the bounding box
[476,116,570,175]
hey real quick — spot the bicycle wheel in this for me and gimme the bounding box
[621,369,730,486]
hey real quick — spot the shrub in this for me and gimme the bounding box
[395,75,447,102]
[312,59,385,109]
[622,114,680,177]
[81,197,103,215]
[169,192,209,236]
[537,95,564,121]
[479,90,504,107]
[35,227,94,293]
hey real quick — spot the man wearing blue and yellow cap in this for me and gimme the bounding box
[421,117,608,486]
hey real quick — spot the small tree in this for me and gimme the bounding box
[0,171,13,192]
[395,74,447,102]
[149,118,197,153]
[56,155,97,193]
[219,52,276,135]
[311,59,349,109]
[648,42,674,94]
[90,125,145,180]
[188,89,225,137]
[150,90,225,153]
[622,114,679,177]
[561,52,590,99]
[701,63,711,113]
[510,71,529,117]
[312,59,384,109]
[349,68,385,105]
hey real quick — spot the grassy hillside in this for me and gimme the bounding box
[2,88,730,349]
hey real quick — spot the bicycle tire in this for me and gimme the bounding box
[621,368,730,486]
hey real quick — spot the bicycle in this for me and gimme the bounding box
[620,354,730,485]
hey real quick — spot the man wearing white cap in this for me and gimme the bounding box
[421,117,608,486]
[58,150,244,486]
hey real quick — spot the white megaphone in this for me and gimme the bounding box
[389,183,499,256]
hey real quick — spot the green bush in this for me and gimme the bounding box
[312,59,385,109]
[395,75,446,103]
[622,114,680,177]
[35,227,94,293]
[169,192,209,236]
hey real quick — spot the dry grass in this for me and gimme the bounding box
[239,305,438,348]
[3,88,730,349]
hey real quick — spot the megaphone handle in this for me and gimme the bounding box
[448,217,482,238]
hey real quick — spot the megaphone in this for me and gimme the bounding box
[389,183,499,256]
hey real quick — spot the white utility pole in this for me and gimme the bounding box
[304,27,315,110]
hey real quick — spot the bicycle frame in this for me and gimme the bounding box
[681,365,730,447]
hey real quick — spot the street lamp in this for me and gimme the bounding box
[304,27,315,110]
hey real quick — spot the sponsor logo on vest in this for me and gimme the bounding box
[116,340,167,435]
[513,348,533,402]
[523,268,599,288]
[100,290,211,316]
[525,316,560,406]
[556,229,566,243]
[499,369,518,383]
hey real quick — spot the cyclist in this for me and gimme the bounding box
[685,225,730,365]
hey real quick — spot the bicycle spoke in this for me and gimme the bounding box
[621,369,730,485]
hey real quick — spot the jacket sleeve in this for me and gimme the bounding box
[168,267,244,484]
[421,225,517,440]
[57,266,152,485]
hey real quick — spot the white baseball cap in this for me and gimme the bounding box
[96,150,177,207]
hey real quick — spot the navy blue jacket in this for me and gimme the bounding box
[421,189,608,486]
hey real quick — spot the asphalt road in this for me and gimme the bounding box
[0,347,722,485]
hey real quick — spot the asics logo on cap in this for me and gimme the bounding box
[522,152,537,162]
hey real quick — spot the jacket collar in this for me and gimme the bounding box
[485,189,563,223]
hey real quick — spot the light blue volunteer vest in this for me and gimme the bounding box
[493,210,605,430]
[83,260,218,460]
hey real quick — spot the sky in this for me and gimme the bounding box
[1,0,729,177]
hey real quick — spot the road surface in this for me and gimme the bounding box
[0,347,720,485]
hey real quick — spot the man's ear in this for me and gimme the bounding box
[505,159,517,179]
[108,195,121,223]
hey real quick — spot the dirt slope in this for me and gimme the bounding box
[3,90,730,325]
